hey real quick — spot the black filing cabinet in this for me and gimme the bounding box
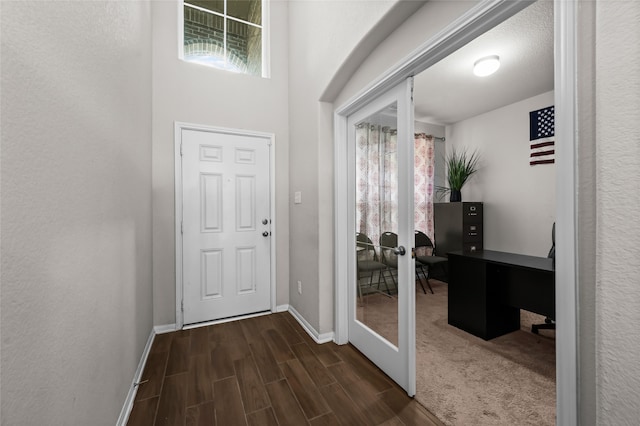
[434,202,484,257]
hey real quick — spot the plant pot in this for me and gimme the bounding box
[450,189,462,202]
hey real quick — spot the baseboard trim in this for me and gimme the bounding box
[288,306,334,344]
[154,323,177,334]
[276,304,290,313]
[116,328,155,426]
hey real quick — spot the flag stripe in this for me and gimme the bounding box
[531,141,555,149]
[530,159,555,166]
[531,149,555,158]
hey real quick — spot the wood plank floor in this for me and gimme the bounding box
[127,312,443,426]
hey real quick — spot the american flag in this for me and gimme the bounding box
[529,106,555,165]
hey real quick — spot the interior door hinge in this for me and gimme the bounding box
[181,221,183,234]
[180,143,183,156]
[181,300,184,312]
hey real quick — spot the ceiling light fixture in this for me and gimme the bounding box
[473,55,500,77]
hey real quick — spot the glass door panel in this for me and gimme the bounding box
[347,77,415,395]
[355,103,399,348]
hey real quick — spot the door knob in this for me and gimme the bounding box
[262,219,268,225]
[262,231,269,237]
[393,246,406,256]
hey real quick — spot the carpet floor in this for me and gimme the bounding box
[358,279,556,425]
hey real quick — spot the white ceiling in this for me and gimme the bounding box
[413,0,554,126]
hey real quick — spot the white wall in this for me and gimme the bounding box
[0,2,153,424]
[445,91,556,256]
[594,1,640,423]
[151,1,290,326]
[333,1,477,108]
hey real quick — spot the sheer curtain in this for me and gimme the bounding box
[414,133,436,241]
[356,126,436,248]
[355,124,397,248]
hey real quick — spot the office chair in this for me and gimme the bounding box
[414,230,448,294]
[532,222,556,334]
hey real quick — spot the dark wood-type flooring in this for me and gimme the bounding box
[127,312,443,426]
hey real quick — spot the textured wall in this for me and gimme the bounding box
[0,1,153,424]
[595,1,640,423]
[447,91,556,257]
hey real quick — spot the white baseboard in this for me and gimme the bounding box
[117,328,155,426]
[287,306,334,344]
[276,304,289,313]
[154,323,177,334]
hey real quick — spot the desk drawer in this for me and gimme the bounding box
[463,223,482,242]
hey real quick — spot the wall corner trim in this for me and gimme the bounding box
[288,306,335,344]
[116,328,156,426]
[276,304,290,313]
[154,324,178,334]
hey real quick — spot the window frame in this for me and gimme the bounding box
[178,0,270,78]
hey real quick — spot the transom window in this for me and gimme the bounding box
[181,0,266,77]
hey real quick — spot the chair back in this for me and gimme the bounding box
[356,232,378,261]
[415,230,435,256]
[379,232,398,266]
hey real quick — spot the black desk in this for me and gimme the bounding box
[447,250,555,340]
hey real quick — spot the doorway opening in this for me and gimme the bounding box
[410,1,556,423]
[334,0,578,424]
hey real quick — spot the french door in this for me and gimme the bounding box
[346,78,416,395]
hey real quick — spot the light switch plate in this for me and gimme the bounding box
[294,191,302,204]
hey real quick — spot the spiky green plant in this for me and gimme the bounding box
[436,146,480,199]
[446,146,480,191]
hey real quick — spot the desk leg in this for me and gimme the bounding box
[487,265,520,338]
[448,257,493,339]
[448,256,520,340]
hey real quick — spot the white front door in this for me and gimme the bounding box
[181,128,272,325]
[347,78,416,395]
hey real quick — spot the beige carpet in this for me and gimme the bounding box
[357,280,556,425]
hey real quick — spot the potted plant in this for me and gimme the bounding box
[437,146,480,202]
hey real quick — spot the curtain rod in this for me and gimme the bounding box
[416,133,446,142]
[358,125,446,142]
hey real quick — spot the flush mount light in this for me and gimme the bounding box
[473,55,500,77]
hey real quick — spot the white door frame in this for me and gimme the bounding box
[334,0,579,424]
[174,122,277,330]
